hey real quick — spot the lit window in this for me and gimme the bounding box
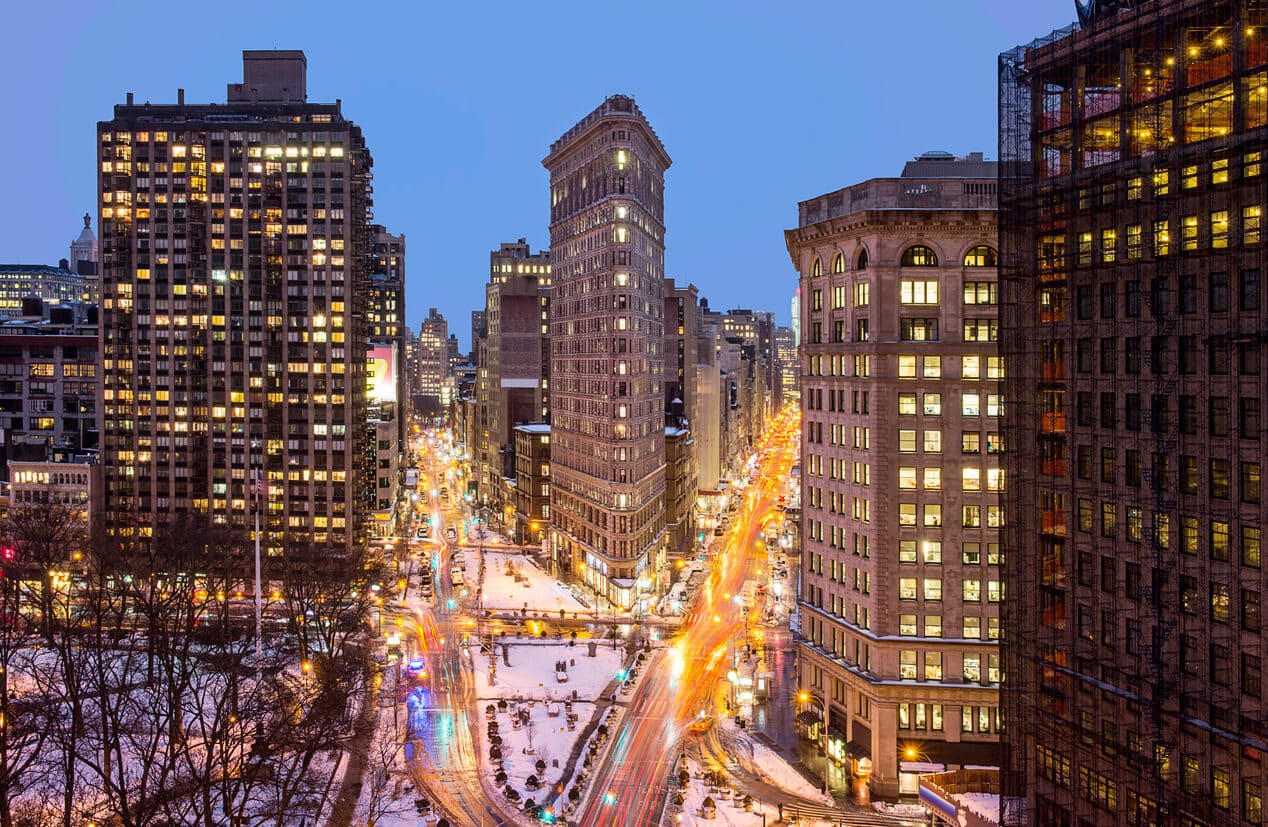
[898,393,917,415]
[899,467,918,490]
[963,246,997,267]
[924,579,942,601]
[963,468,982,492]
[902,245,938,267]
[924,356,942,378]
[923,393,941,415]
[898,355,917,378]
[899,578,918,600]
[963,356,981,379]
[963,579,982,602]
[924,468,943,491]
[898,430,917,452]
[963,394,981,416]
[900,280,939,305]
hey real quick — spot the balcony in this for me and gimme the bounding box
[919,769,999,827]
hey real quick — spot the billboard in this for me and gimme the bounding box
[367,344,398,404]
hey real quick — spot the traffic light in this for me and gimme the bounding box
[616,669,627,680]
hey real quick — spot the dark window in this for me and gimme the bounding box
[1100,447,1116,483]
[1241,397,1261,438]
[1179,274,1198,313]
[1211,458,1231,498]
[1078,550,1096,587]
[1210,396,1230,437]
[1101,556,1116,593]
[1100,283,1116,318]
[1126,449,1142,486]
[1210,271,1229,312]
[1244,589,1262,631]
[1240,343,1261,375]
[1179,395,1198,434]
[1125,336,1141,374]
[1210,341,1230,374]
[1125,280,1141,317]
[1242,269,1261,311]
[1151,276,1169,318]
[1126,563,1141,601]
[1077,393,1094,427]
[1100,338,1116,373]
[1077,446,1093,480]
[900,318,939,341]
[1076,284,1093,319]
[1181,456,1199,494]
[1100,393,1116,429]
[1178,336,1198,373]
[1150,336,1167,375]
[1077,338,1093,373]
[1244,654,1263,696]
[1126,394,1141,431]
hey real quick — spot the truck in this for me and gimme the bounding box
[450,567,465,588]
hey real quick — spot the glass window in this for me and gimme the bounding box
[898,355,917,378]
[924,504,942,527]
[898,393,917,415]
[962,432,980,453]
[922,540,942,564]
[900,280,939,304]
[963,468,982,491]
[963,246,997,267]
[924,615,942,637]
[899,650,917,679]
[963,579,982,602]
[1154,219,1171,256]
[963,654,982,682]
[899,578,917,600]
[963,617,981,639]
[925,652,943,681]
[924,356,941,378]
[899,614,917,636]
[899,466,917,490]
[1101,227,1117,262]
[899,503,917,526]
[963,394,980,416]
[924,430,942,453]
[1245,206,1262,244]
[963,282,998,304]
[899,540,917,563]
[963,356,981,379]
[1211,210,1230,248]
[923,393,941,415]
[898,430,917,452]
[902,245,938,267]
[923,468,942,490]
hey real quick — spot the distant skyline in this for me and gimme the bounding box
[0,0,1075,352]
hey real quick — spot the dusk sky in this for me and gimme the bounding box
[1,0,1075,351]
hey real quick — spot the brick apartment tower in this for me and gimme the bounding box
[543,95,670,609]
[475,239,552,509]
[786,152,1002,797]
[98,51,373,555]
[1001,2,1268,825]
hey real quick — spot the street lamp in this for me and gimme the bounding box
[798,691,831,796]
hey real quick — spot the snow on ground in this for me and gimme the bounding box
[719,720,833,806]
[675,755,805,826]
[472,638,626,701]
[956,791,1001,822]
[477,698,597,807]
[462,549,589,613]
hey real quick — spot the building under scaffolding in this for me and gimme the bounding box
[1000,1,1267,825]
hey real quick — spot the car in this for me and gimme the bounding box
[415,525,430,539]
[405,658,427,679]
[446,527,457,541]
[688,715,714,734]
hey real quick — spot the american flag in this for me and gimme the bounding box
[254,475,267,498]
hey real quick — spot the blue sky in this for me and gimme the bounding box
[0,0,1075,351]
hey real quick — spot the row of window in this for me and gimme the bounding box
[899,614,1001,641]
[897,703,999,733]
[899,577,1003,603]
[808,245,997,276]
[897,466,1004,491]
[1073,449,1262,503]
[897,649,1001,683]
[807,280,997,311]
[899,503,1004,528]
[1073,506,1262,569]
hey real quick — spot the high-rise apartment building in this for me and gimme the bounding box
[368,225,407,443]
[417,307,450,413]
[476,239,551,507]
[663,278,701,557]
[775,325,798,406]
[787,151,1001,798]
[98,50,373,554]
[544,95,670,609]
[792,288,802,348]
[470,310,487,362]
[1001,3,1268,825]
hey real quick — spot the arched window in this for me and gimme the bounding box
[856,249,869,270]
[901,245,938,267]
[832,253,845,274]
[963,245,999,267]
[810,257,823,277]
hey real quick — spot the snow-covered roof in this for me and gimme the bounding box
[514,423,551,434]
